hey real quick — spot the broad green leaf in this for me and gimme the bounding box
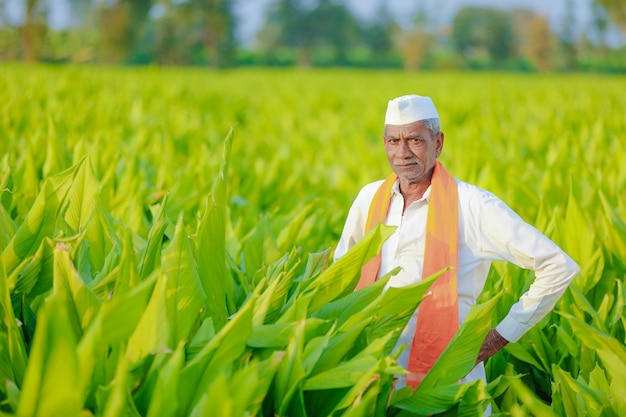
[0,254,27,386]
[88,248,121,299]
[566,284,608,333]
[239,216,282,282]
[486,372,523,400]
[16,287,82,417]
[3,180,63,275]
[275,318,306,415]
[303,222,396,313]
[340,381,380,417]
[126,270,172,362]
[559,191,597,293]
[330,334,401,412]
[42,115,64,178]
[276,202,314,252]
[195,128,233,330]
[178,291,257,415]
[607,279,624,330]
[190,352,282,417]
[252,253,296,326]
[598,190,626,263]
[457,378,490,417]
[357,269,439,321]
[551,365,613,417]
[304,355,378,390]
[393,380,487,416]
[418,292,501,391]
[300,247,332,281]
[187,317,215,361]
[503,340,547,373]
[559,312,626,410]
[99,354,142,417]
[506,374,557,416]
[53,244,102,331]
[276,283,318,324]
[524,325,558,375]
[62,155,100,234]
[3,378,20,414]
[188,374,232,417]
[332,365,382,413]
[84,203,121,278]
[310,316,372,375]
[112,227,140,296]
[237,352,284,416]
[138,194,169,279]
[588,364,610,394]
[9,238,55,298]
[146,342,185,417]
[248,318,328,349]
[312,273,391,325]
[252,315,294,349]
[301,331,332,375]
[253,248,301,325]
[553,323,581,360]
[352,270,442,353]
[0,204,17,252]
[95,272,156,347]
[12,145,38,218]
[161,215,206,345]
[108,159,146,235]
[51,244,104,397]
[311,269,439,362]
[304,334,393,392]
[0,333,13,386]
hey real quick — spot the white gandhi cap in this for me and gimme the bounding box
[384,94,439,125]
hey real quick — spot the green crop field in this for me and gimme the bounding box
[0,64,625,416]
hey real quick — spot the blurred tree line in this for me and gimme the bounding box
[0,0,624,72]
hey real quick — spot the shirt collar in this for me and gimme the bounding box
[392,178,432,202]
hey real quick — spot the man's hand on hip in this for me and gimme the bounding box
[476,328,509,365]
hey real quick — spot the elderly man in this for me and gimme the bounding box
[334,94,579,389]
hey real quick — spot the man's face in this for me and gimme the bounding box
[383,121,443,185]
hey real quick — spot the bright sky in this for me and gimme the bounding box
[232,0,623,47]
[6,0,625,47]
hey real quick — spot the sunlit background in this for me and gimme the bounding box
[1,0,624,71]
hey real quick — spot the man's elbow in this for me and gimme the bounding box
[564,256,580,283]
[551,256,579,295]
[545,250,579,279]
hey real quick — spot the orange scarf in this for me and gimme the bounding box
[355,161,459,389]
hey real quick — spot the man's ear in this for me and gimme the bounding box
[436,131,444,157]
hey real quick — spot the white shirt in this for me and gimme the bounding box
[334,177,579,383]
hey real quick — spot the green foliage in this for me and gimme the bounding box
[452,7,516,64]
[0,66,625,416]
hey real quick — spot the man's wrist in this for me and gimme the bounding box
[476,328,509,364]
[486,328,509,350]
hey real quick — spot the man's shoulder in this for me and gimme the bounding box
[351,179,387,207]
[360,179,387,194]
[455,178,499,205]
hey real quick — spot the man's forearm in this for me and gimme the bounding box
[476,328,509,364]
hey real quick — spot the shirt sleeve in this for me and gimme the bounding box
[471,191,580,343]
[333,181,383,262]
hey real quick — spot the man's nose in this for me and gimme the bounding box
[397,140,412,157]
